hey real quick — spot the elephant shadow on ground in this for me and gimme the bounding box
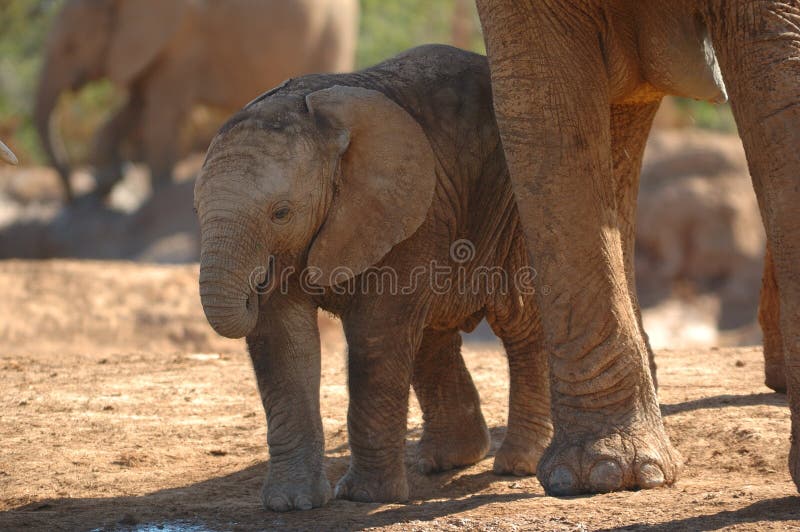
[595,496,800,531]
[1,428,537,531]
[0,179,200,263]
[660,392,786,416]
[3,421,797,529]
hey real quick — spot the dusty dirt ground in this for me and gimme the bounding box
[1,260,799,531]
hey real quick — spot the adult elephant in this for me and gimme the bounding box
[476,0,800,496]
[34,0,358,199]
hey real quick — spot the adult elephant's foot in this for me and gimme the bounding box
[493,436,548,477]
[92,164,123,198]
[334,464,409,503]
[416,417,490,474]
[765,362,787,393]
[790,438,800,492]
[261,470,331,512]
[538,423,681,496]
[762,338,786,393]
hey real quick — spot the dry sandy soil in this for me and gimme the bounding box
[1,260,799,531]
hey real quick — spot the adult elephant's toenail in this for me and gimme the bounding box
[637,462,665,488]
[546,465,577,495]
[266,495,290,512]
[589,460,623,492]
[294,495,313,510]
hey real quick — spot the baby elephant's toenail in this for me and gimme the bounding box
[589,460,623,492]
[353,488,372,501]
[417,457,435,475]
[333,484,347,499]
[513,463,530,477]
[294,495,313,510]
[266,495,290,512]
[637,462,665,488]
[547,465,577,495]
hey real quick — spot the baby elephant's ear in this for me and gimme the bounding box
[305,85,437,286]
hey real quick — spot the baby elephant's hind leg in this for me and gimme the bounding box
[491,315,553,477]
[412,328,490,474]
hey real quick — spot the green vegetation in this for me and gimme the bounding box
[0,0,736,165]
[674,98,737,132]
[357,0,483,68]
[0,0,61,161]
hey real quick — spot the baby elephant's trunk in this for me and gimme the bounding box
[198,233,264,339]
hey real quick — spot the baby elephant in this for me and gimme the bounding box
[195,45,551,511]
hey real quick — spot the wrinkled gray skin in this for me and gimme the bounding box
[0,140,16,165]
[195,45,551,511]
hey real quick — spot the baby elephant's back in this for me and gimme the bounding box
[377,45,501,168]
[253,45,500,164]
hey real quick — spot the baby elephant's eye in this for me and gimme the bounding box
[271,205,291,224]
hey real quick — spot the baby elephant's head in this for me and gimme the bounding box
[195,86,437,338]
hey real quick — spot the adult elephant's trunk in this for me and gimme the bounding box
[199,218,267,339]
[34,58,73,198]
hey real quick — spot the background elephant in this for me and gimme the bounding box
[195,45,552,510]
[34,0,358,199]
[0,140,17,165]
[476,0,800,496]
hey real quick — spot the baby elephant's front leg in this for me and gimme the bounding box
[335,322,417,503]
[247,300,329,512]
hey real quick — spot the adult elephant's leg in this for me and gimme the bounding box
[412,328,490,474]
[90,92,143,197]
[246,296,330,511]
[611,102,662,389]
[706,0,800,488]
[141,76,187,190]
[335,309,420,503]
[759,243,785,392]
[478,1,679,495]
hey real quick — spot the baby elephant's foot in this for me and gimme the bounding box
[334,465,409,503]
[416,420,490,474]
[493,438,548,477]
[261,474,331,512]
[538,424,681,496]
